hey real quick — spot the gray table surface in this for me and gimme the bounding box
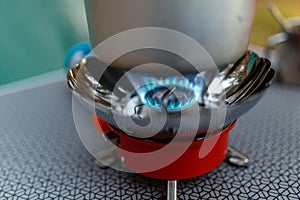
[0,80,299,200]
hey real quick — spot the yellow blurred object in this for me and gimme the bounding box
[251,0,300,46]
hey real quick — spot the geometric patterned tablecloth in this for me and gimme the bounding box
[0,81,299,200]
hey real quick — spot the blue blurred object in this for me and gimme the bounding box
[64,43,91,70]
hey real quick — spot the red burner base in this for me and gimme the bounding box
[93,116,237,180]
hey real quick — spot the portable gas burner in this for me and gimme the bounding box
[66,1,275,199]
[67,54,274,199]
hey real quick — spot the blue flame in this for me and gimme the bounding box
[137,76,205,112]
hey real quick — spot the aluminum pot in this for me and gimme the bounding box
[84,0,256,73]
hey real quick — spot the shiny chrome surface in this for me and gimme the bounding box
[84,0,256,73]
[67,51,275,139]
[225,57,272,104]
[204,51,260,104]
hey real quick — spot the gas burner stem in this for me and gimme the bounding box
[167,180,177,200]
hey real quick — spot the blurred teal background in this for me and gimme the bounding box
[0,0,89,85]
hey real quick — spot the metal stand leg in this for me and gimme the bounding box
[167,180,177,200]
[226,145,250,167]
